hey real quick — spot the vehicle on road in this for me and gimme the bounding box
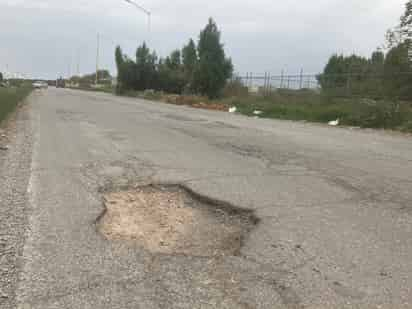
[56,78,65,88]
[33,81,48,89]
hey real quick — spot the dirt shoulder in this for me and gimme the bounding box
[0,103,34,309]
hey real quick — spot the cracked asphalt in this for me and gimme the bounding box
[2,88,412,308]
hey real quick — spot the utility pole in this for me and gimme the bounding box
[124,0,151,43]
[76,49,80,77]
[68,57,71,80]
[95,33,100,85]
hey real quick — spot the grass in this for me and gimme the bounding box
[68,84,114,94]
[117,86,412,133]
[0,85,32,123]
[222,89,412,132]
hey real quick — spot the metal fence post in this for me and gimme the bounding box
[280,70,284,89]
[250,72,253,89]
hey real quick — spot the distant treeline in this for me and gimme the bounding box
[318,0,412,100]
[115,18,233,99]
[70,70,112,86]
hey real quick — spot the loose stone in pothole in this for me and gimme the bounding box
[97,185,257,257]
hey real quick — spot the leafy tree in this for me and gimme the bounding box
[113,19,234,97]
[385,27,403,50]
[182,39,197,87]
[384,43,412,98]
[193,18,233,98]
[0,72,3,82]
[156,49,185,94]
[135,42,157,90]
[115,46,127,93]
[317,54,369,92]
[371,50,385,67]
[157,61,185,94]
[166,50,181,70]
[318,51,389,97]
[401,1,412,39]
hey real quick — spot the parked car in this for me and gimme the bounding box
[33,81,48,89]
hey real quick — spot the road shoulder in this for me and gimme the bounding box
[0,100,34,309]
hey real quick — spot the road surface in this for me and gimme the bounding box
[2,88,412,308]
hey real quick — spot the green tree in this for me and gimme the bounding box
[193,18,233,98]
[371,50,385,67]
[401,1,412,39]
[384,43,412,98]
[166,50,181,70]
[0,72,3,82]
[317,54,369,93]
[135,42,157,90]
[182,39,197,80]
[115,46,126,93]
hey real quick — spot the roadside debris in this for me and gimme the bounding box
[253,110,263,115]
[328,119,339,126]
[161,95,228,111]
[229,106,237,113]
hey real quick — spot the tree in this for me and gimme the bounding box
[113,18,234,97]
[384,43,412,98]
[0,72,3,82]
[135,42,157,90]
[166,50,181,70]
[182,39,197,84]
[193,18,233,98]
[115,46,126,93]
[385,27,403,50]
[371,50,385,66]
[401,1,412,39]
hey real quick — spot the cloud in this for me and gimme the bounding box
[0,0,406,78]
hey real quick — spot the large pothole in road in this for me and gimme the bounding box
[97,185,258,257]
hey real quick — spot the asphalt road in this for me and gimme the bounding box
[4,88,412,308]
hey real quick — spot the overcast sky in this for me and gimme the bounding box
[0,0,406,79]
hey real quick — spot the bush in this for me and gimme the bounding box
[0,85,32,123]
[225,90,412,132]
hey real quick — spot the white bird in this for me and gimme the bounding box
[228,107,237,113]
[328,119,340,126]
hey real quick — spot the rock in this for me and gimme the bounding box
[0,145,9,151]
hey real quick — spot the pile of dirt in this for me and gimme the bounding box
[161,94,229,111]
[97,185,257,257]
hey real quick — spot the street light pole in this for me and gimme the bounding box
[95,33,100,85]
[124,0,151,42]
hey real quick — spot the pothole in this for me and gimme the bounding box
[97,184,258,257]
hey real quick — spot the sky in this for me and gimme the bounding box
[0,0,406,79]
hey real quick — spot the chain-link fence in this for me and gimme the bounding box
[234,71,412,100]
